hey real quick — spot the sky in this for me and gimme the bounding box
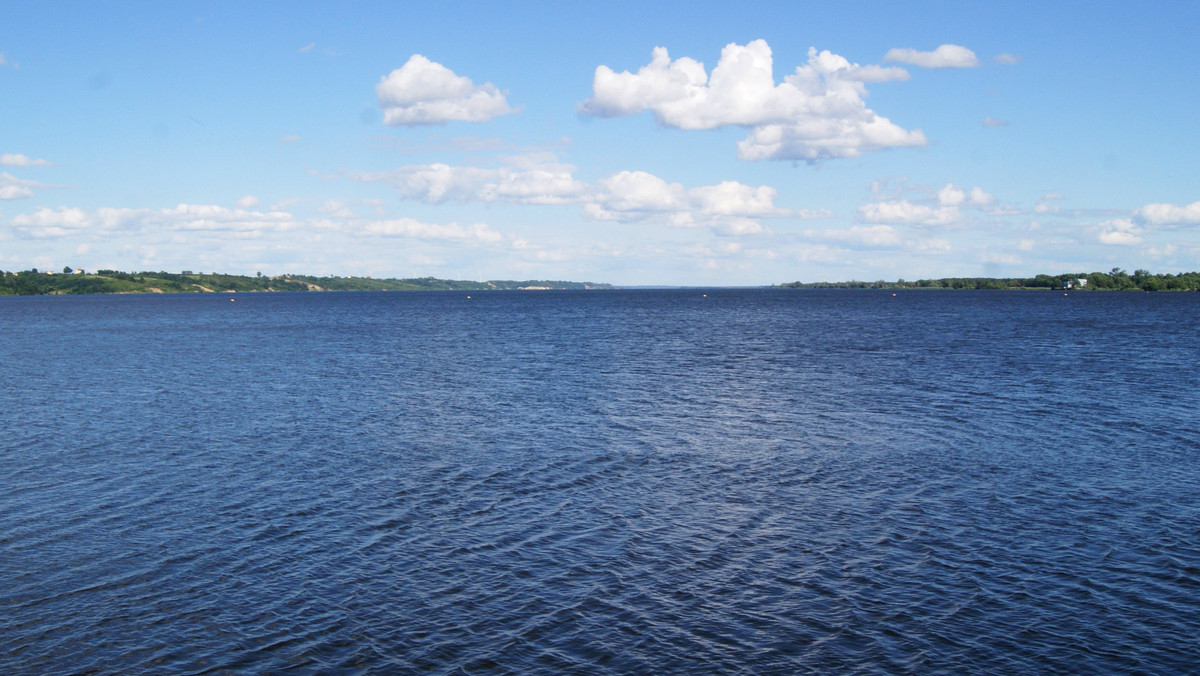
[2,1,1199,285]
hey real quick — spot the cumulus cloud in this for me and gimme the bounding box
[585,172,792,235]
[376,55,517,125]
[993,53,1022,65]
[585,171,829,236]
[883,44,981,69]
[1098,218,1142,245]
[236,195,261,208]
[1,153,52,167]
[1134,201,1200,226]
[937,184,967,206]
[580,40,927,161]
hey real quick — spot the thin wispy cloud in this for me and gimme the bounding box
[1,153,52,167]
[884,44,980,68]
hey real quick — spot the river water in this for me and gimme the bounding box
[2,289,1198,673]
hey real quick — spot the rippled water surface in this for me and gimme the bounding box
[3,289,1199,674]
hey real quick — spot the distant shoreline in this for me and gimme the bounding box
[775,269,1200,292]
[0,270,614,296]
[3,268,1199,296]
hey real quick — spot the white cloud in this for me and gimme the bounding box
[236,195,261,208]
[862,183,993,226]
[350,156,587,205]
[299,42,315,53]
[11,204,298,238]
[1098,218,1142,245]
[860,200,959,226]
[690,181,782,216]
[1,153,52,167]
[812,224,904,248]
[0,185,34,200]
[1134,201,1200,226]
[883,44,981,69]
[993,53,1022,65]
[352,155,826,236]
[0,172,49,200]
[580,40,927,161]
[281,134,299,143]
[585,171,688,216]
[1035,192,1064,214]
[968,186,995,205]
[584,171,823,236]
[11,207,91,236]
[376,55,517,125]
[938,184,966,206]
[319,200,356,218]
[982,117,1009,127]
[360,218,502,242]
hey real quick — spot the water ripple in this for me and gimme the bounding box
[2,290,1199,673]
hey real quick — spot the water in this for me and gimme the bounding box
[2,289,1198,674]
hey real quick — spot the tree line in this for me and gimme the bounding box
[777,269,1200,291]
[0,269,613,296]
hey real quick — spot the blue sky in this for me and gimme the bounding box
[3,1,1198,285]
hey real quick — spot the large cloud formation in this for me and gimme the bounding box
[376,55,517,125]
[579,40,926,161]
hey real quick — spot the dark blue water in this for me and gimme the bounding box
[2,289,1198,674]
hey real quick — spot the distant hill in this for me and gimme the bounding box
[776,269,1200,292]
[0,269,614,296]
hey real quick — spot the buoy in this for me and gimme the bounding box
[230,298,235,302]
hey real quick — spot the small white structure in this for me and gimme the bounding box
[1077,278,1088,287]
